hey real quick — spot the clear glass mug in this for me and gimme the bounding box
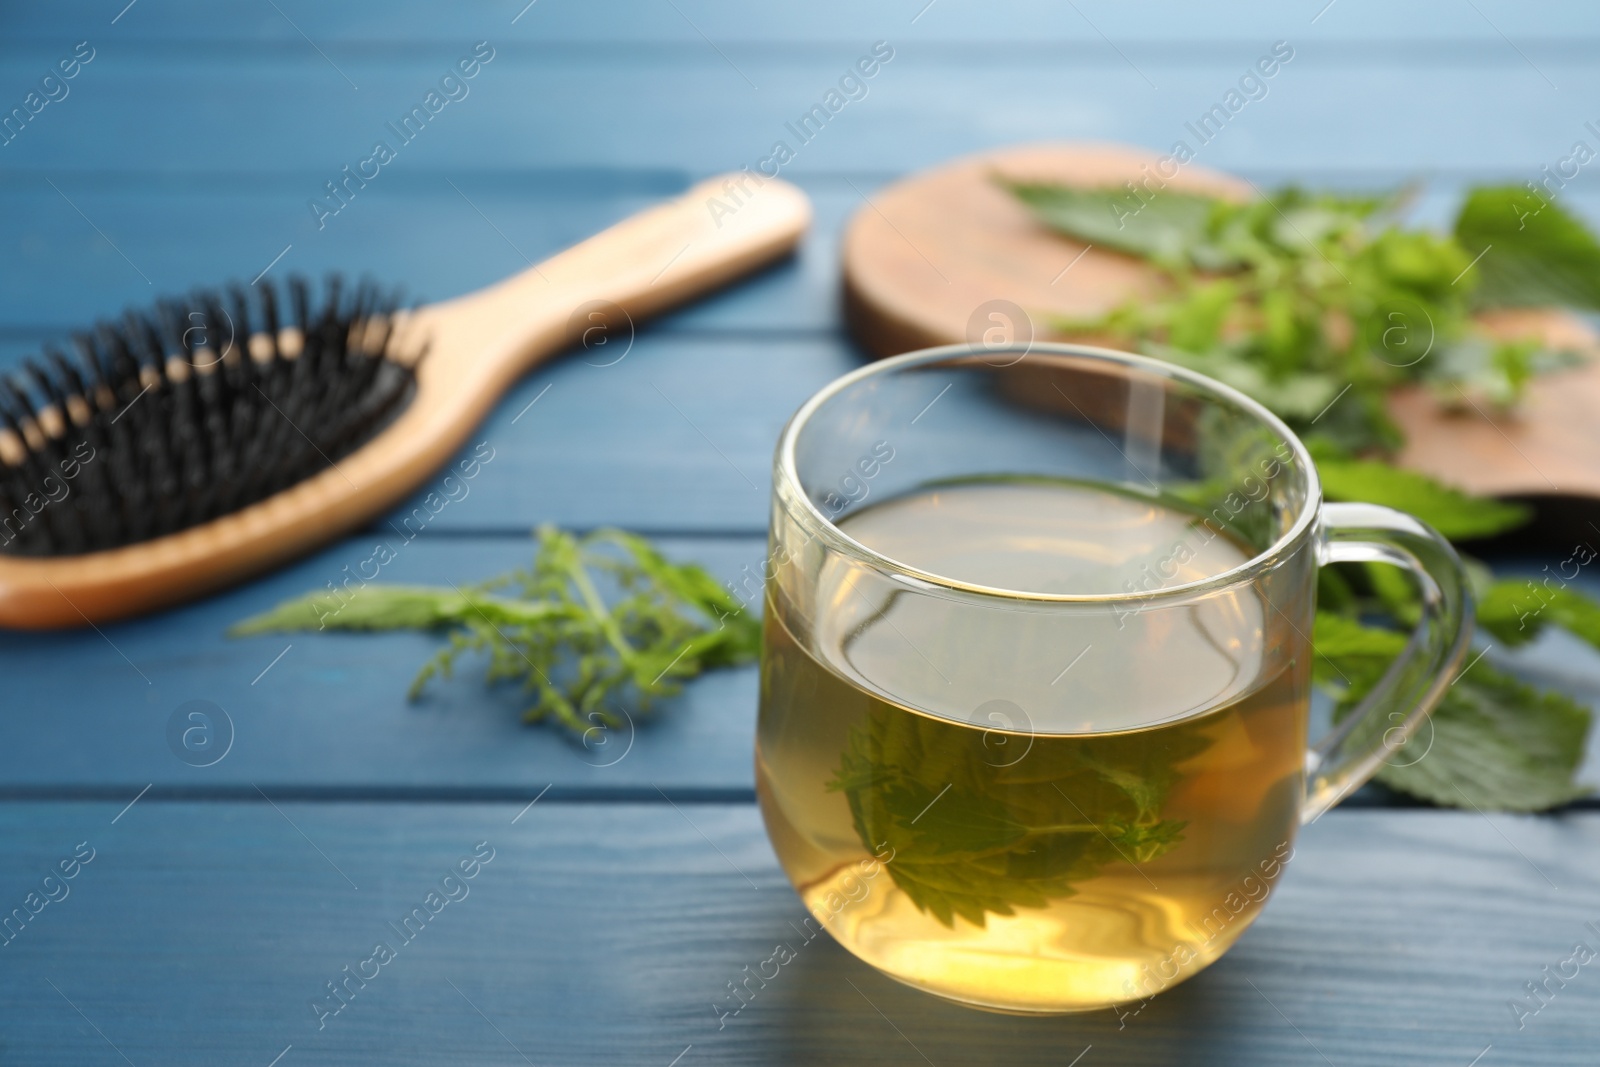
[754,343,1471,1015]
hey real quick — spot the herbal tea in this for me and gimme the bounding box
[756,479,1308,1013]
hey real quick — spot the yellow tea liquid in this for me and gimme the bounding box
[756,480,1307,1013]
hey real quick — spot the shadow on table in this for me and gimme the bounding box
[736,925,1273,1066]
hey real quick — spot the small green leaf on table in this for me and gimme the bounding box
[1318,612,1593,812]
[232,525,760,736]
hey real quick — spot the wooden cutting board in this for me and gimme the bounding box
[842,142,1600,506]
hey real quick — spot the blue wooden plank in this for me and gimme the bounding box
[0,0,1594,818]
[1,528,1596,794]
[0,535,771,794]
[0,15,1591,1066]
[3,178,1596,350]
[0,802,1594,1065]
[378,334,852,530]
[0,177,847,340]
[0,46,1594,180]
[7,179,1594,356]
[7,0,1598,45]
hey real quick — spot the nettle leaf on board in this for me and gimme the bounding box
[1003,180,1228,267]
[1314,459,1532,541]
[1454,185,1600,311]
[1006,177,1600,454]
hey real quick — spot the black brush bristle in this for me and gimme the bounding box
[0,274,419,557]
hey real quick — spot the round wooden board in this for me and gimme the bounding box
[841,142,1600,504]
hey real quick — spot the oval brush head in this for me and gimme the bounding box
[0,275,417,557]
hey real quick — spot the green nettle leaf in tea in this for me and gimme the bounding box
[757,478,1309,1012]
[1006,177,1600,813]
[826,706,1208,928]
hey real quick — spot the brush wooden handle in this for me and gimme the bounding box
[0,174,811,628]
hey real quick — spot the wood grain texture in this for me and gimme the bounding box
[368,334,854,532]
[0,179,838,342]
[1391,310,1600,499]
[3,51,1599,179]
[841,142,1248,355]
[0,535,767,795]
[0,176,810,629]
[11,0,1600,44]
[0,802,1596,1065]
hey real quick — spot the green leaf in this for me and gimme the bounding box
[1453,185,1600,310]
[231,586,482,633]
[1476,579,1546,647]
[1312,610,1408,698]
[1315,459,1532,540]
[880,848,1087,928]
[827,699,1207,928]
[230,527,762,737]
[1006,178,1581,454]
[1371,662,1593,812]
[1318,613,1593,812]
[1146,341,1343,420]
[1541,588,1600,651]
[1004,180,1228,266]
[1478,576,1600,651]
[1314,610,1408,660]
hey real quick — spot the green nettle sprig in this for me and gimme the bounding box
[232,526,761,736]
[1007,177,1600,812]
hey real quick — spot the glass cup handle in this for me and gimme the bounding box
[1303,502,1475,822]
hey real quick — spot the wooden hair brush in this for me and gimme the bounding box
[0,174,811,629]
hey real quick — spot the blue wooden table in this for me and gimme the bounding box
[5,2,1600,1063]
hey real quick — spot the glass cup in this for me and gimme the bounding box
[755,342,1471,1015]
